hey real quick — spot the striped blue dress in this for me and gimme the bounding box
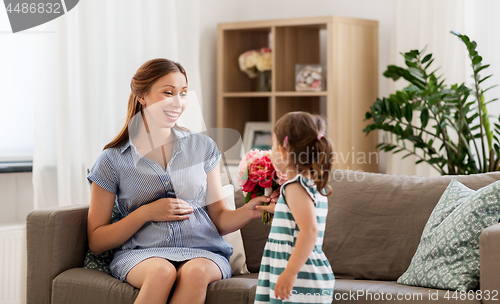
[87,127,233,282]
[254,174,335,304]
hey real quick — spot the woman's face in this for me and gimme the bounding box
[140,71,188,129]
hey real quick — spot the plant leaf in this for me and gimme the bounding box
[422,54,432,64]
[421,108,429,128]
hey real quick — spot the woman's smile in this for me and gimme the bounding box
[164,110,181,120]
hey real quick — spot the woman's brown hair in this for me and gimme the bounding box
[274,112,334,196]
[103,58,187,150]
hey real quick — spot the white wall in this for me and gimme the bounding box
[0,173,33,224]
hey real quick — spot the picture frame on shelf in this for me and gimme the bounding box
[295,64,325,91]
[241,122,273,157]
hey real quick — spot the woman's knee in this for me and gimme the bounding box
[146,260,177,282]
[177,259,221,285]
[127,258,177,288]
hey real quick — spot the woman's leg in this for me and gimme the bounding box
[169,258,222,304]
[126,257,177,304]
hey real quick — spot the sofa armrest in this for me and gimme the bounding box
[480,222,500,304]
[26,205,89,304]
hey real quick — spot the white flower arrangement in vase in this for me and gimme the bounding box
[238,48,272,91]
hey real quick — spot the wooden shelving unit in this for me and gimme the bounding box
[217,16,379,172]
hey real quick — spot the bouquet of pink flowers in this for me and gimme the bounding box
[238,149,288,225]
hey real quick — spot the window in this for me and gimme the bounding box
[0,9,35,163]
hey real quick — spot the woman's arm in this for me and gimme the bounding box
[206,163,270,235]
[274,182,318,300]
[87,182,194,255]
[87,182,149,255]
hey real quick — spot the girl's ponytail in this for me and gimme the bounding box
[310,133,333,196]
[274,112,334,196]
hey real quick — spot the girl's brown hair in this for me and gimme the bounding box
[274,111,334,196]
[103,58,187,150]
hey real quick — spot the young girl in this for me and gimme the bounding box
[254,112,335,303]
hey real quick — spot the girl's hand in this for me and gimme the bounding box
[254,187,280,214]
[255,200,276,214]
[244,195,272,219]
[274,268,297,300]
[141,198,194,222]
[269,187,280,204]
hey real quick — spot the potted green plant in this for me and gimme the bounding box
[364,31,500,175]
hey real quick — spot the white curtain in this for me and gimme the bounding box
[465,0,500,134]
[32,0,205,209]
[386,0,500,176]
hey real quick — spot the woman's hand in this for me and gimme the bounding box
[254,187,280,214]
[140,197,194,222]
[274,268,298,300]
[244,195,272,219]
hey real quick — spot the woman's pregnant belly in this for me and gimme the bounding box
[120,206,225,252]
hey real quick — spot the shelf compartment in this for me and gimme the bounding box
[222,28,272,93]
[274,96,321,122]
[274,91,327,97]
[222,97,270,137]
[274,25,323,92]
[223,92,273,98]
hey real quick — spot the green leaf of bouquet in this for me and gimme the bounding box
[244,192,252,204]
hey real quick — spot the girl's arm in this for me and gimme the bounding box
[274,182,319,300]
[87,182,193,255]
[206,163,271,235]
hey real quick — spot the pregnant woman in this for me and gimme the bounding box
[87,58,272,304]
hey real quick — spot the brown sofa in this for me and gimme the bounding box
[27,170,500,304]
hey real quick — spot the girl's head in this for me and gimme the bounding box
[104,58,187,150]
[272,111,333,195]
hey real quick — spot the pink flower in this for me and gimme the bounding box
[238,149,278,225]
[260,47,272,54]
[238,149,275,191]
[275,170,288,185]
[243,180,257,193]
[247,155,275,188]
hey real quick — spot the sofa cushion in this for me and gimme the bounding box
[52,268,258,304]
[222,184,250,275]
[333,279,480,304]
[206,273,259,304]
[83,203,122,274]
[322,170,500,281]
[52,268,137,304]
[397,179,500,290]
[235,190,271,273]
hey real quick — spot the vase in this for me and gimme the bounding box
[258,70,272,92]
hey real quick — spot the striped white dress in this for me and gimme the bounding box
[254,174,335,304]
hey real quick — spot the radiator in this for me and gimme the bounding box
[0,224,26,304]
